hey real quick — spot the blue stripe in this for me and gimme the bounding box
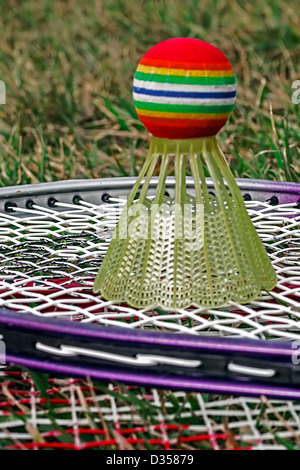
[133,86,236,99]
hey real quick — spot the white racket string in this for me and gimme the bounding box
[0,198,299,339]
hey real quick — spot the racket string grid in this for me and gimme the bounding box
[0,184,299,450]
[1,370,300,450]
[0,197,299,339]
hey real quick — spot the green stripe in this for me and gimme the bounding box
[134,101,235,114]
[134,71,236,86]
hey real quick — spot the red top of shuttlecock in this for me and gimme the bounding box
[133,38,236,139]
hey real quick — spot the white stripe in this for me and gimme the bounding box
[133,92,236,106]
[35,342,201,368]
[134,78,236,93]
[228,362,275,378]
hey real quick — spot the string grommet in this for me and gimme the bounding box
[4,202,17,212]
[101,193,111,203]
[48,198,58,208]
[267,196,279,206]
[73,195,82,205]
[26,200,35,209]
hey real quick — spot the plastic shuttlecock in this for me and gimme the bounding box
[93,38,277,310]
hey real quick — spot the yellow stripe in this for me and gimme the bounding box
[137,64,234,78]
[136,109,230,120]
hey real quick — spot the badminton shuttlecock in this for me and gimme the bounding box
[93,38,277,309]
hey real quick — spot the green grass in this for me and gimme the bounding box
[0,0,299,186]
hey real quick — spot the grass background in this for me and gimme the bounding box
[0,0,299,186]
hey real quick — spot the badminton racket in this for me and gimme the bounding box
[0,176,299,400]
[0,176,299,450]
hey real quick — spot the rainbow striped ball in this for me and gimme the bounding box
[133,38,236,139]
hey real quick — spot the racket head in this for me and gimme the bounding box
[0,176,299,450]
